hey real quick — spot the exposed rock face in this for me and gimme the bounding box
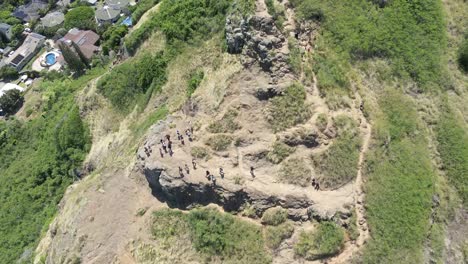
[139,159,314,220]
[225,12,290,76]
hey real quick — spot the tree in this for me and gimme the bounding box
[64,6,96,30]
[0,66,19,80]
[0,89,23,115]
[459,38,468,73]
[58,42,86,75]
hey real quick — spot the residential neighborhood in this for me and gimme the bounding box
[0,0,139,116]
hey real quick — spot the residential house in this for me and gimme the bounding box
[107,0,130,9]
[57,28,100,60]
[0,23,12,41]
[95,6,121,24]
[40,11,65,28]
[13,0,49,22]
[6,33,45,70]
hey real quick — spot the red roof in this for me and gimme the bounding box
[59,29,100,59]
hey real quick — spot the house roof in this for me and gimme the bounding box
[41,11,64,28]
[0,23,11,31]
[95,6,121,21]
[0,83,24,98]
[107,0,129,9]
[59,28,100,59]
[6,33,45,67]
[13,0,49,22]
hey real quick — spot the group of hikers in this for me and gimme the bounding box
[154,123,320,191]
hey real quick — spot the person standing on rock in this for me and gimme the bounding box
[206,170,211,180]
[211,175,216,186]
[311,178,316,188]
[166,134,171,141]
[180,135,185,145]
[315,182,320,191]
[192,159,197,170]
[177,130,181,140]
[219,167,224,179]
[250,166,255,178]
[185,164,190,174]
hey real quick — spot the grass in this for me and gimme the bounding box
[205,135,233,151]
[266,141,295,164]
[294,222,344,260]
[151,208,272,263]
[267,83,311,132]
[288,37,302,74]
[261,207,288,226]
[362,90,435,263]
[278,158,311,187]
[313,116,361,189]
[265,0,286,30]
[191,146,211,160]
[316,113,328,131]
[436,100,468,206]
[187,69,205,97]
[131,106,168,138]
[264,221,294,250]
[206,109,241,133]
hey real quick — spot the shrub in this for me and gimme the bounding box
[294,222,344,260]
[64,6,96,30]
[151,209,189,248]
[206,109,241,133]
[131,0,161,23]
[316,113,328,131]
[261,207,288,226]
[266,141,295,164]
[278,158,312,186]
[0,66,19,80]
[264,221,294,249]
[187,69,204,97]
[191,146,210,160]
[288,37,302,74]
[458,37,468,73]
[205,135,233,151]
[267,83,311,132]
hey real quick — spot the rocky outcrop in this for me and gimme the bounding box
[225,12,290,77]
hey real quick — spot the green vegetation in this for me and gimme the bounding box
[131,106,168,138]
[0,66,19,80]
[291,0,447,89]
[187,69,204,97]
[207,109,241,133]
[316,113,328,131]
[265,0,286,29]
[0,69,102,263]
[458,37,468,72]
[101,25,128,55]
[64,6,96,30]
[59,42,88,75]
[126,0,232,53]
[264,222,294,249]
[205,134,233,151]
[191,146,211,160]
[362,90,435,263]
[313,116,361,189]
[261,207,288,226]
[151,208,272,263]
[436,102,468,205]
[278,158,311,187]
[288,37,302,74]
[97,52,167,113]
[295,222,344,260]
[267,83,311,132]
[0,89,23,115]
[130,0,161,23]
[266,141,295,164]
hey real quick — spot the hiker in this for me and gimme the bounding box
[311,178,316,188]
[206,170,211,180]
[315,182,320,191]
[360,102,364,112]
[179,166,184,178]
[250,166,255,178]
[159,148,164,158]
[192,159,197,170]
[185,164,190,174]
[160,138,164,144]
[165,134,171,141]
[176,130,181,140]
[180,135,185,145]
[219,167,224,179]
[162,141,167,153]
[212,175,216,186]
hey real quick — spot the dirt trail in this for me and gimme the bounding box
[328,93,372,264]
[130,2,161,32]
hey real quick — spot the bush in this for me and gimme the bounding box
[458,37,468,73]
[261,207,288,226]
[205,135,233,151]
[294,222,344,260]
[264,221,294,249]
[190,146,210,160]
[64,6,96,30]
[206,109,241,133]
[187,69,204,97]
[101,25,128,55]
[131,0,161,23]
[288,37,302,74]
[316,113,328,131]
[267,83,311,132]
[278,158,311,186]
[266,141,295,164]
[0,66,19,80]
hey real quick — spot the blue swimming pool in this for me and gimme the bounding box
[45,53,56,65]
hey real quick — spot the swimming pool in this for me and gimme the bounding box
[45,53,57,65]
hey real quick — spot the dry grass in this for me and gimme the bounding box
[278,158,312,187]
